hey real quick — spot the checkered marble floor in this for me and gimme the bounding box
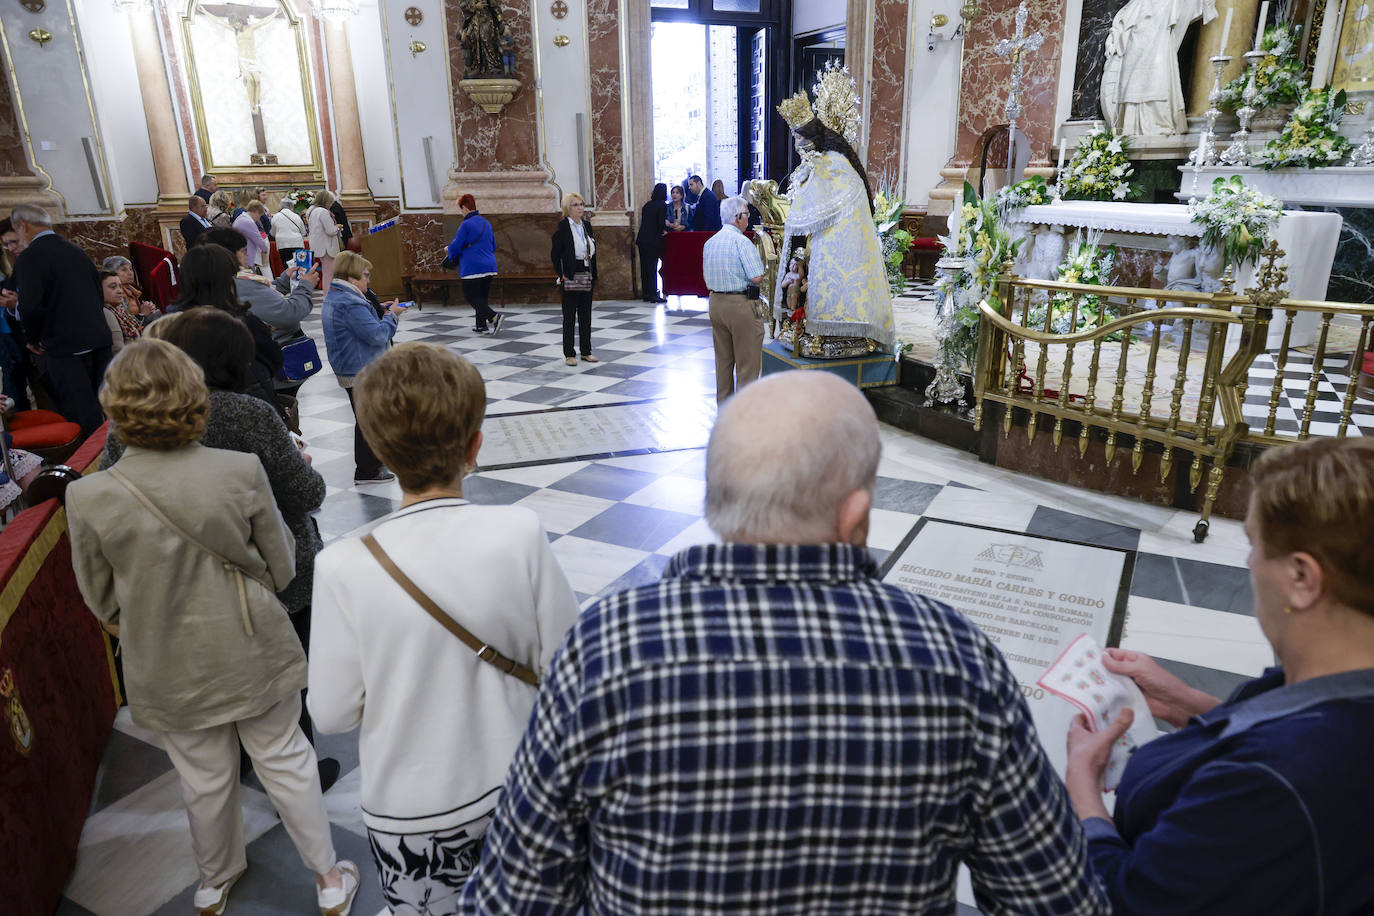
[1243,350,1374,438]
[61,298,1272,916]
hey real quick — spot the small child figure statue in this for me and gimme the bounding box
[780,255,808,320]
[500,26,516,77]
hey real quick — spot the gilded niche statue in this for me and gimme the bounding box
[459,0,506,78]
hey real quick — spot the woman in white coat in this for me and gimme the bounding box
[271,200,308,265]
[306,189,343,288]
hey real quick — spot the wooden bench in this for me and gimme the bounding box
[403,271,561,310]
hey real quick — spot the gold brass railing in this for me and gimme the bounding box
[969,242,1374,541]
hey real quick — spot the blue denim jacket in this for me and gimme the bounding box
[1085,666,1374,914]
[321,280,396,378]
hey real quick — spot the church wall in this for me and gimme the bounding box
[377,0,456,209]
[347,5,401,202]
[793,0,845,36]
[0,0,117,218]
[72,3,159,208]
[448,0,541,173]
[902,0,962,208]
[534,0,593,200]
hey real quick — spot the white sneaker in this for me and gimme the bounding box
[192,870,244,915]
[318,860,360,916]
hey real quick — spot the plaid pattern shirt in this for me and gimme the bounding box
[702,224,765,293]
[460,544,1108,916]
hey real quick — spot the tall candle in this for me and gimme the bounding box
[1219,6,1233,52]
[1057,137,1067,175]
[1254,1,1269,50]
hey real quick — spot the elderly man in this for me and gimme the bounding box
[702,195,765,403]
[180,195,212,249]
[194,173,218,203]
[460,371,1110,916]
[11,204,111,434]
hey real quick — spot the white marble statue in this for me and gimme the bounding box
[1025,224,1066,281]
[1101,0,1217,136]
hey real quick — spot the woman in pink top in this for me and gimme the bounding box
[235,201,271,273]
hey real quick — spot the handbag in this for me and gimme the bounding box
[280,334,322,382]
[563,272,593,293]
[361,532,539,686]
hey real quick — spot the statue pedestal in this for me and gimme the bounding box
[458,78,522,115]
[442,169,561,214]
[760,339,898,389]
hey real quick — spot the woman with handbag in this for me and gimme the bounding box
[445,193,504,335]
[307,189,344,288]
[272,200,308,265]
[550,192,598,367]
[308,342,579,913]
[67,339,359,916]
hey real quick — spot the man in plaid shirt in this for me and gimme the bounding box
[461,372,1108,915]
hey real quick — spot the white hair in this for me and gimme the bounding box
[719,196,750,225]
[10,204,51,228]
[102,255,132,272]
[704,373,881,541]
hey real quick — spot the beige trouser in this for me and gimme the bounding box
[158,694,336,888]
[709,291,765,403]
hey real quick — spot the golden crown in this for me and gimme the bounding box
[777,90,816,130]
[813,62,861,147]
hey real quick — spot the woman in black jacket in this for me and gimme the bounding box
[636,183,668,303]
[550,192,599,366]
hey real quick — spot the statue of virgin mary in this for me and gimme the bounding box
[774,67,894,358]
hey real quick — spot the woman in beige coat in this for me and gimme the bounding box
[306,189,343,289]
[66,340,359,916]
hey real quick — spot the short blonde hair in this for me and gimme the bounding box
[209,190,233,212]
[560,192,586,219]
[355,343,486,492]
[333,250,371,281]
[1250,437,1374,615]
[245,200,267,216]
[99,339,209,450]
[312,189,335,209]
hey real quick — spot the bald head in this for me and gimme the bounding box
[705,371,881,544]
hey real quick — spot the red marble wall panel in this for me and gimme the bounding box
[446,0,541,171]
[374,198,401,223]
[0,53,31,178]
[954,0,1066,167]
[864,0,910,184]
[63,208,163,263]
[586,0,626,211]
[1110,246,1168,289]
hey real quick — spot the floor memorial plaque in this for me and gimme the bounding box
[478,400,715,468]
[881,518,1133,777]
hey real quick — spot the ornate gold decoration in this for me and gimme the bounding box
[1346,100,1368,115]
[959,0,982,26]
[26,27,50,47]
[0,668,32,756]
[812,61,861,146]
[552,33,570,47]
[930,13,949,28]
[404,5,423,26]
[408,39,427,57]
[551,0,569,19]
[18,0,45,12]
[777,90,814,129]
[459,77,522,114]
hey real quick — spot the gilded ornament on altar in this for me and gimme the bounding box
[0,668,33,756]
[551,0,569,18]
[404,6,423,26]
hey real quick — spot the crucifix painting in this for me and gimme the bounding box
[182,0,319,171]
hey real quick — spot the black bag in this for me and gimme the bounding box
[441,254,458,271]
[563,272,593,293]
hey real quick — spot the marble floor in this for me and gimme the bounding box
[58,297,1269,915]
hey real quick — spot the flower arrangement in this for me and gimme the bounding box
[1254,87,1352,169]
[1220,22,1305,112]
[1187,175,1283,269]
[993,175,1053,217]
[1027,234,1118,334]
[1059,125,1137,202]
[282,188,315,215]
[873,186,914,298]
[932,182,1024,368]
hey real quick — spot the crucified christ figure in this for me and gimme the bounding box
[200,2,281,162]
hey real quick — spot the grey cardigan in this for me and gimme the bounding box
[101,390,325,612]
[68,443,305,731]
[236,271,314,343]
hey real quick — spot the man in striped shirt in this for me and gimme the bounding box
[702,195,766,404]
[461,371,1109,916]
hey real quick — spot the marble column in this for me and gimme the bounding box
[124,8,192,248]
[322,20,376,224]
[1187,0,1260,115]
[846,0,911,180]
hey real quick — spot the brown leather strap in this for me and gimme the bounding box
[361,532,539,686]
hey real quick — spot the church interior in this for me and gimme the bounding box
[2,0,1373,912]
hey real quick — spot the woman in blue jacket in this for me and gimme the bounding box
[1065,436,1374,915]
[446,193,503,335]
[322,250,407,484]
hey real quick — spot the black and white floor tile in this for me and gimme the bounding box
[1242,351,1374,438]
[61,296,1272,915]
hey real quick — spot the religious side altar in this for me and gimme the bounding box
[1176,166,1374,208]
[1006,200,1343,348]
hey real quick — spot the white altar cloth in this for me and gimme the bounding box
[1008,200,1343,347]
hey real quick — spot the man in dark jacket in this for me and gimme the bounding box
[11,204,112,434]
[330,197,353,248]
[689,176,721,231]
[180,195,212,249]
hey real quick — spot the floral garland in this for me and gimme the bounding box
[1220,22,1305,112]
[1187,175,1283,269]
[873,186,914,298]
[992,175,1052,218]
[933,182,1024,368]
[1028,234,1118,334]
[1059,125,1137,202]
[1254,87,1352,169]
[282,188,315,214]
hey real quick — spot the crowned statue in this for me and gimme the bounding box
[774,64,894,359]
